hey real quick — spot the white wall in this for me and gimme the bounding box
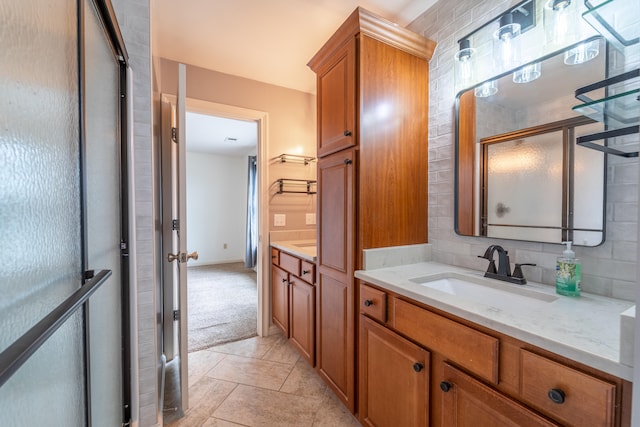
[186,152,248,266]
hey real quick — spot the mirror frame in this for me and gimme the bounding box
[454,36,608,246]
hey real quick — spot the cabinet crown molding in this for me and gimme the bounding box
[307,6,436,71]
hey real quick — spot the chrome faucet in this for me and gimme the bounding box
[478,245,536,285]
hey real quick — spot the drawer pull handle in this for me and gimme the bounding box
[440,381,452,392]
[413,362,424,372]
[548,388,566,404]
[302,270,310,275]
[344,158,353,165]
[364,299,374,307]
[344,130,352,136]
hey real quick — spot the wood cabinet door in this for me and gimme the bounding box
[271,265,289,336]
[318,148,355,275]
[316,148,356,411]
[359,315,429,427]
[316,39,356,157]
[440,363,560,427]
[289,277,315,365]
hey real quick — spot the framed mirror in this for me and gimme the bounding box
[455,36,607,246]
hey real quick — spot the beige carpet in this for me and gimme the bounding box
[187,262,258,352]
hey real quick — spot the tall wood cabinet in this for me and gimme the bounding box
[308,7,436,413]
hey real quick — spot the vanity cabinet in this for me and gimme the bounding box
[308,7,435,412]
[359,315,429,427]
[357,282,631,427]
[270,248,316,365]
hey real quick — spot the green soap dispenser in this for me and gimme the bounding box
[555,241,581,296]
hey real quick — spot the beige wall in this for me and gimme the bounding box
[158,58,317,233]
[408,0,637,299]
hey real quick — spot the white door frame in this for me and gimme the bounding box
[184,98,271,337]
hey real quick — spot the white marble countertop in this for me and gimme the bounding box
[270,240,317,262]
[355,261,634,381]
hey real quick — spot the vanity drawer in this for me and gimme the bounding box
[359,284,386,323]
[271,248,280,266]
[393,298,499,384]
[520,350,615,427]
[279,252,301,276]
[300,260,316,284]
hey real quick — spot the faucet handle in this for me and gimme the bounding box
[513,263,536,279]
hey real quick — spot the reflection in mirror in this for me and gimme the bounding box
[455,37,606,246]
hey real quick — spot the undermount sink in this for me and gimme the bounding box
[409,273,558,311]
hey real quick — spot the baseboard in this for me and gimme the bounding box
[189,259,245,267]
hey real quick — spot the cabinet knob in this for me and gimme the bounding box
[302,269,310,275]
[364,299,373,307]
[440,381,452,392]
[412,362,424,372]
[344,159,352,165]
[344,130,352,136]
[548,388,566,404]
[281,278,287,283]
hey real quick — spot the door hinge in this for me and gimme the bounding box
[172,219,180,231]
[173,310,180,321]
[171,127,177,143]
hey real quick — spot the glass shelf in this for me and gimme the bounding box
[275,179,317,195]
[583,0,640,51]
[572,88,640,128]
[573,67,639,157]
[576,125,639,157]
[278,153,316,165]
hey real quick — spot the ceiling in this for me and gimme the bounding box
[153,0,437,155]
[152,0,436,95]
[186,112,258,156]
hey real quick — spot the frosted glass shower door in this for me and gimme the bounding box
[485,132,564,242]
[0,0,85,425]
[0,0,130,425]
[83,0,126,425]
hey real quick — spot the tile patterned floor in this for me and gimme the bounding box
[167,333,361,427]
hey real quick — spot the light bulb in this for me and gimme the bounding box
[455,39,476,87]
[564,40,599,64]
[475,80,498,97]
[513,63,542,83]
[494,13,521,71]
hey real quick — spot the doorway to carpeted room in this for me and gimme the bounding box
[187,262,258,352]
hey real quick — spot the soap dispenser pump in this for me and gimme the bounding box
[555,241,581,296]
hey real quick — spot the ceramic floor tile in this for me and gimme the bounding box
[167,378,237,427]
[311,388,360,427]
[213,384,323,427]
[201,417,246,427]
[280,359,328,399]
[209,334,281,359]
[261,334,301,365]
[206,354,293,390]
[189,349,226,385]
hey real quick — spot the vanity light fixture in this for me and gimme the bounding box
[564,39,600,64]
[494,13,522,70]
[454,39,476,87]
[513,62,542,83]
[475,80,498,97]
[544,0,581,47]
